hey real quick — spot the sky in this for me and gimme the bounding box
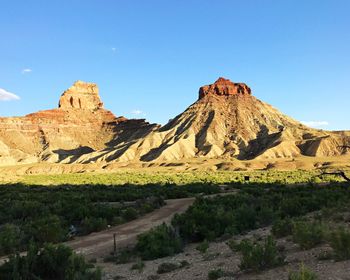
[0,0,349,130]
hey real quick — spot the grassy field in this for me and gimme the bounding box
[7,169,345,186]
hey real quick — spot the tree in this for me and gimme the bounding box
[0,243,101,280]
[0,224,22,255]
[320,171,350,182]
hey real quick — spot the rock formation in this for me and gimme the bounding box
[0,77,349,168]
[70,77,350,164]
[58,81,103,110]
[0,81,157,165]
[198,77,251,99]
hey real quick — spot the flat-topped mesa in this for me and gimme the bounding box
[198,77,252,99]
[58,81,104,110]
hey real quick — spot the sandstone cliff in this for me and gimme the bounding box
[0,78,349,167]
[0,81,157,165]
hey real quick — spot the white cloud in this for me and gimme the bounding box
[111,47,116,52]
[301,121,329,127]
[0,88,20,101]
[131,109,143,115]
[22,68,32,74]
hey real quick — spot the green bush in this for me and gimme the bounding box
[292,222,325,250]
[279,198,304,218]
[239,236,284,271]
[272,218,293,238]
[27,215,67,243]
[226,239,240,252]
[81,217,108,235]
[0,243,101,280]
[196,240,209,253]
[179,260,190,267]
[257,206,276,226]
[157,262,179,274]
[131,259,145,272]
[1,182,220,255]
[115,248,135,264]
[208,268,225,280]
[122,207,139,221]
[329,228,350,260]
[0,224,22,255]
[147,276,160,280]
[289,263,317,280]
[136,223,182,260]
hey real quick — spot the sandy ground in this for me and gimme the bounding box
[101,227,350,280]
[0,155,349,181]
[67,197,195,260]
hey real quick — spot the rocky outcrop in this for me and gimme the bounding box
[0,81,157,165]
[58,81,103,110]
[198,77,251,99]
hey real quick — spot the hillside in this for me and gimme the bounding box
[0,81,157,165]
[0,78,349,169]
[71,78,350,164]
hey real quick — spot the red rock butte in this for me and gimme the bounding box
[0,77,349,168]
[198,77,252,99]
[58,80,104,110]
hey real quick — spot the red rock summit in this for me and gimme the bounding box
[198,77,251,99]
[58,81,104,110]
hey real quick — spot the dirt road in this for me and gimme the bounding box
[66,197,195,260]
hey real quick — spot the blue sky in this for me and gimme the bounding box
[0,0,349,130]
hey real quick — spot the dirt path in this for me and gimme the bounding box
[0,192,236,265]
[66,197,195,260]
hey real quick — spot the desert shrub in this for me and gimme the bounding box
[329,228,350,260]
[257,205,276,226]
[0,182,220,255]
[0,224,22,255]
[289,263,317,280]
[292,222,325,250]
[279,198,304,218]
[239,236,284,271]
[272,218,293,238]
[27,215,67,243]
[196,240,209,253]
[122,207,139,221]
[115,248,135,264]
[226,239,238,252]
[81,217,108,234]
[131,259,145,272]
[234,204,258,232]
[208,268,225,280]
[179,260,190,267]
[103,247,135,264]
[226,239,240,252]
[157,262,179,274]
[136,223,182,260]
[0,243,101,280]
[227,238,253,253]
[317,250,333,260]
[147,275,160,280]
[141,203,154,214]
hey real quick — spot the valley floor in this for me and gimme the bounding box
[101,226,350,280]
[0,155,350,185]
